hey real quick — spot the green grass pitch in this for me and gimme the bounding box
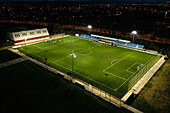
[17,36,156,98]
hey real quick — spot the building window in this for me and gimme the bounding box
[22,33,27,36]
[37,31,41,34]
[42,30,47,33]
[30,32,34,35]
[15,34,20,37]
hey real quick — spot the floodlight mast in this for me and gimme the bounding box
[24,38,27,54]
[105,73,108,98]
[132,31,137,43]
[45,50,48,67]
[87,25,92,41]
[87,25,92,35]
[70,53,76,78]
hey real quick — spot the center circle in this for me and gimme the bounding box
[72,48,92,55]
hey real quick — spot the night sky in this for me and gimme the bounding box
[0,0,168,3]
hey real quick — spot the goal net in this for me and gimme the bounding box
[137,64,144,71]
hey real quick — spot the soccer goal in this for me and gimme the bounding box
[137,64,144,71]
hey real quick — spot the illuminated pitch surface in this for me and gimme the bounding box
[17,36,155,98]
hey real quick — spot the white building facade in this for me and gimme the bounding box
[10,28,49,45]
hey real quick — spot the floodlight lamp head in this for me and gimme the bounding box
[70,53,76,58]
[88,25,92,29]
[132,31,137,35]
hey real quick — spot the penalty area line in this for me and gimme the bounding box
[114,55,156,91]
[103,55,129,80]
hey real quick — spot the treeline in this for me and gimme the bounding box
[0,29,13,47]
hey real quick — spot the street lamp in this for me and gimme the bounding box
[131,31,137,43]
[70,53,76,78]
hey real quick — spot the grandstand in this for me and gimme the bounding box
[80,34,144,49]
[116,41,126,45]
[137,45,144,49]
[8,28,49,45]
[126,43,137,48]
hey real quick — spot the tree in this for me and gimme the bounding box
[0,29,12,47]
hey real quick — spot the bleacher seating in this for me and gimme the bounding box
[92,37,99,40]
[80,34,86,37]
[137,45,144,49]
[126,43,137,48]
[85,35,91,38]
[116,41,126,45]
[80,34,144,49]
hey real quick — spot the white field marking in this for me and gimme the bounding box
[126,71,134,74]
[104,71,126,80]
[34,38,79,49]
[114,55,156,91]
[72,48,92,55]
[125,62,141,74]
[32,43,56,50]
[111,59,119,65]
[54,45,99,63]
[103,55,129,72]
[20,48,117,91]
[143,55,155,66]
[103,55,129,80]
[129,55,148,61]
[32,45,43,50]
[126,62,142,74]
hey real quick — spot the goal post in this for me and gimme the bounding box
[128,55,160,91]
[137,64,144,71]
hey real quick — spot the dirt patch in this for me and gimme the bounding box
[132,59,170,113]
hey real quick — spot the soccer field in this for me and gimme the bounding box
[17,36,157,98]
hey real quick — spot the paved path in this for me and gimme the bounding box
[0,57,27,68]
[0,46,13,50]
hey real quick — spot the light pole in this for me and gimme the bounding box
[24,38,27,55]
[87,25,92,41]
[105,73,108,98]
[70,53,76,78]
[131,31,137,43]
[45,50,48,65]
[87,25,92,36]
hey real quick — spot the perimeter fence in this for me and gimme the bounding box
[128,55,160,90]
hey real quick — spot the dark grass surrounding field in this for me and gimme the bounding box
[131,59,170,113]
[0,60,130,113]
[0,50,21,63]
[17,36,155,98]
